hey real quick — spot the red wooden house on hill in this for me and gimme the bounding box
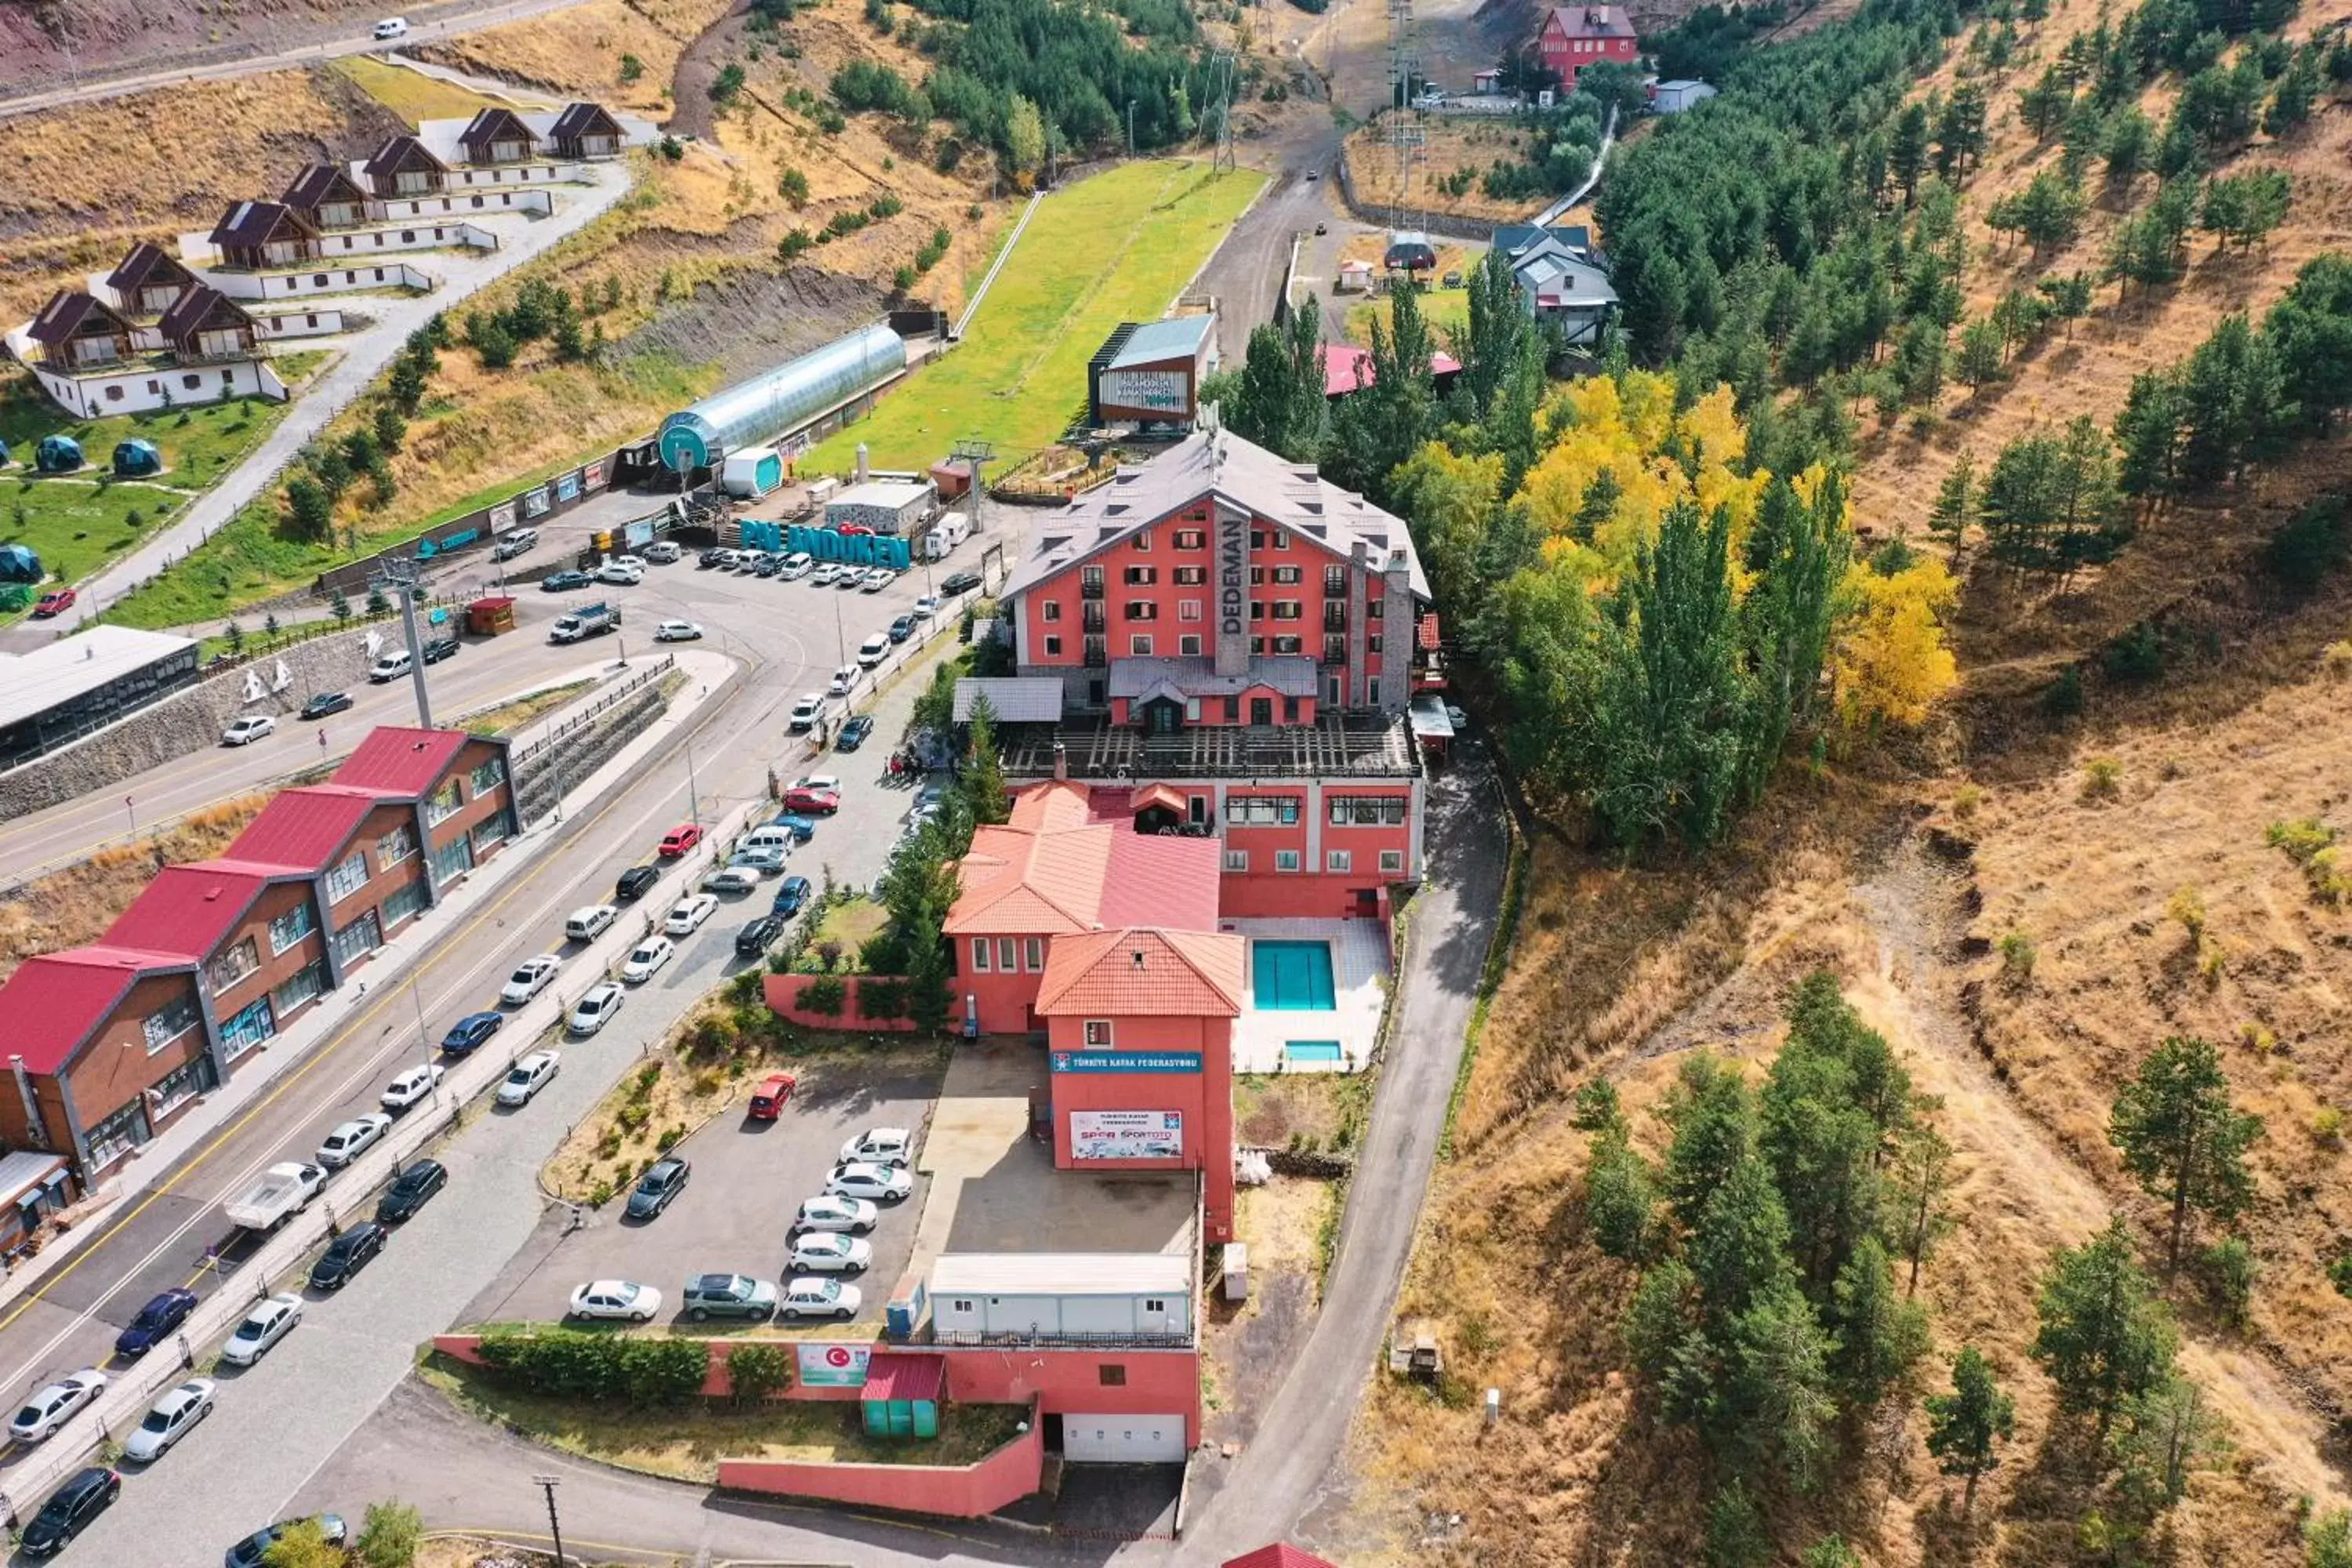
[1537,3,1639,88]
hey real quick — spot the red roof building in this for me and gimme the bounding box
[1318,343,1462,399]
[1537,3,1639,89]
[1225,1548,1339,1568]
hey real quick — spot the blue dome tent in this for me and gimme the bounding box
[34,435,83,474]
[112,438,162,477]
[0,544,40,584]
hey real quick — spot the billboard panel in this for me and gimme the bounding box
[1069,1109,1184,1161]
[797,1343,872,1388]
[1098,368,1191,417]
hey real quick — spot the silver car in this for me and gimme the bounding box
[123,1378,215,1463]
[222,1294,303,1366]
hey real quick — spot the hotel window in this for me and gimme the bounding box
[382,878,429,931]
[997,938,1018,972]
[471,756,507,796]
[1187,698,1203,720]
[1084,1020,1114,1047]
[209,938,260,992]
[85,1101,152,1171]
[1273,601,1302,621]
[1180,635,1203,656]
[431,834,474,887]
[1250,529,1268,549]
[1272,532,1290,550]
[1250,566,1265,586]
[472,812,510,857]
[273,960,325,1017]
[1043,635,1062,657]
[1330,795,1409,825]
[1368,678,1381,704]
[1273,636,1302,655]
[1189,795,1209,823]
[426,777,464,826]
[1229,795,1300,825]
[1042,600,1062,622]
[971,938,992,972]
[325,851,370,903]
[1224,848,1248,871]
[1367,598,1385,619]
[1328,850,1353,873]
[378,823,417,867]
[1123,565,1157,586]
[1178,600,1203,621]
[1174,566,1207,586]
[1368,634,1385,653]
[1131,635,1154,656]
[1381,849,1406,873]
[1133,528,1151,550]
[1284,697,1301,721]
[331,909,383,969]
[1323,635,1348,665]
[143,993,201,1052]
[269,902,316,956]
[1325,565,1347,593]
[1275,849,1301,872]
[1024,938,1044,971]
[1250,600,1265,622]
[1098,1364,1128,1387]
[1272,565,1301,585]
[1124,601,1158,620]
[1175,528,1205,549]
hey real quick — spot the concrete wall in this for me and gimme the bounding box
[715,1408,1043,1518]
[763,973,922,1033]
[510,675,671,822]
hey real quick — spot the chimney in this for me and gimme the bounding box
[1053,740,1068,781]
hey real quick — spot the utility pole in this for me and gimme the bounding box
[1127,100,1138,158]
[685,738,700,825]
[373,557,435,729]
[532,1475,568,1567]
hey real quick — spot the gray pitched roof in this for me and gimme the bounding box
[157,285,252,344]
[208,201,318,248]
[550,101,623,141]
[27,291,128,347]
[281,162,368,210]
[105,241,194,296]
[1108,655,1319,702]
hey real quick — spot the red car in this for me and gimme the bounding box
[31,588,75,618]
[748,1073,797,1120]
[657,823,703,858]
[782,786,840,815]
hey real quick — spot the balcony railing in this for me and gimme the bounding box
[1081,605,1105,632]
[1080,578,1105,599]
[927,1327,1195,1350]
[1323,605,1348,631]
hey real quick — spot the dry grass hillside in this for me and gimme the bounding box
[414,0,733,120]
[0,795,266,983]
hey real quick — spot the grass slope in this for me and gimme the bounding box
[327,56,537,125]
[802,159,1265,474]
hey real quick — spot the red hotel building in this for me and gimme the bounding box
[1537,4,1639,89]
[0,727,515,1184]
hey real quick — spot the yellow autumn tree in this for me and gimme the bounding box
[1831,557,1961,731]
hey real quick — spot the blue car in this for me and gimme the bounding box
[114,1287,198,1357]
[440,1011,503,1055]
[773,875,814,917]
[768,813,817,843]
[836,714,875,752]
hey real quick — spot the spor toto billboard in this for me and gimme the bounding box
[1070,1109,1184,1161]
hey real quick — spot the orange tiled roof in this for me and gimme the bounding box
[948,788,1221,937]
[1033,927,1244,1017]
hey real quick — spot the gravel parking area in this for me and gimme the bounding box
[474,1054,944,1329]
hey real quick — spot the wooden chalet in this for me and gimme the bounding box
[208,201,322,270]
[27,291,136,368]
[281,163,374,231]
[459,107,539,166]
[105,242,199,318]
[157,286,259,363]
[548,101,624,159]
[364,133,449,197]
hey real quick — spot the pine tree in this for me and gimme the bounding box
[2019,67,2074,140]
[1895,315,1947,404]
[1573,467,1621,544]
[1886,1116,1957,1294]
[1925,1347,2015,1515]
[1955,318,2005,387]
[2014,170,2086,259]
[959,698,1011,825]
[2265,48,2320,136]
[2176,313,2290,485]
[2109,1035,2262,1276]
[2103,106,2154,189]
[1711,1278,1840,1490]
[2037,270,2096,337]
[2031,1216,2180,1436]
[1737,474,1848,807]
[1889,102,1931,205]
[372,401,407,455]
[2114,368,2186,499]
[2263,253,2352,433]
[2111,1376,2228,1517]
[1830,1236,1930,1412]
[2200,168,2292,252]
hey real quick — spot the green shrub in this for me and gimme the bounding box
[2201,1235,2256,1326]
[857,975,908,1019]
[725,1341,792,1403]
[1998,929,2037,984]
[619,53,644,83]
[476,1330,707,1401]
[800,974,847,1015]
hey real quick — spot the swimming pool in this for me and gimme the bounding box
[1253,940,1337,1011]
[1284,1040,1344,1065]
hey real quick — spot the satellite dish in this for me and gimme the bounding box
[241,670,264,703]
[270,659,292,692]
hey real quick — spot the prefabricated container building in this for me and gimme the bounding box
[657,323,906,474]
[824,479,935,537]
[929,1253,1193,1341]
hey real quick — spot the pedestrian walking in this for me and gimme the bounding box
[318,728,328,752]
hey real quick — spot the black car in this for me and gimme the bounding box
[626,1157,690,1220]
[888,615,915,644]
[541,570,593,592]
[227,1515,347,1568]
[615,863,662,902]
[699,548,728,568]
[836,714,874,752]
[114,1287,198,1358]
[735,914,787,956]
[941,570,983,595]
[376,1160,446,1222]
[422,636,459,664]
[308,1221,386,1290]
[752,554,782,577]
[297,691,353,721]
[22,1467,118,1558]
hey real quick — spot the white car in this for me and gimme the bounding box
[664,894,719,935]
[123,1378,215,1463]
[594,560,642,586]
[787,693,826,733]
[643,541,682,564]
[860,568,895,593]
[620,936,675,984]
[809,563,841,587]
[379,1064,445,1112]
[827,665,859,698]
[779,1277,862,1320]
[372,16,408,40]
[654,619,703,642]
[779,553,815,579]
[501,953,563,1004]
[797,774,841,794]
[564,903,618,942]
[612,554,648,572]
[9,1372,107,1444]
[568,985,624,1036]
[220,715,276,746]
[856,633,891,669]
[839,1127,913,1167]
[499,1050,561,1104]
[911,595,940,621]
[788,1231,873,1274]
[317,1112,393,1170]
[791,1194,878,1235]
[568,1279,663,1322]
[825,1161,913,1203]
[703,866,760,895]
[221,1294,302,1366]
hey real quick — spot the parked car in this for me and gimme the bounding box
[911,594,940,621]
[123,1379,214,1464]
[10,1373,107,1443]
[698,547,730,568]
[768,814,817,844]
[860,567,895,593]
[615,864,662,902]
[20,1467,118,1558]
[658,823,703,858]
[681,1272,779,1322]
[1442,268,1464,288]
[643,540,682,564]
[379,1062,445,1111]
[114,1288,198,1358]
[751,554,782,578]
[826,1161,913,1203]
[779,553,815,579]
[790,1194,878,1235]
[941,570,983,595]
[734,914,786,956]
[788,1232,871,1275]
[835,566,865,590]
[316,1112,392,1169]
[368,649,412,684]
[654,619,703,642]
[220,1294,302,1366]
[780,1277,862,1320]
[887,615,916,644]
[625,1157,690,1220]
[772,874,814,917]
[839,1127,913,1167]
[564,904,617,942]
[31,588,76,619]
[594,560,642,586]
[749,1073,797,1119]
[375,1159,447,1223]
[438,1011,501,1056]
[568,985,623,1036]
[620,936,674,984]
[782,784,840,815]
[568,1280,662,1321]
[703,866,761,895]
[856,633,891,668]
[492,528,538,561]
[827,665,859,698]
[730,844,785,875]
[665,893,720,935]
[499,1049,563,1102]
[808,563,841,587]
[220,715,276,746]
[224,1515,346,1568]
[835,714,874,752]
[787,693,826,733]
[540,569,593,592]
[500,953,562,1005]
[297,691,353,721]
[422,636,459,665]
[307,1221,387,1290]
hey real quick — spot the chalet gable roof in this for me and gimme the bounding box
[27,290,130,347]
[281,162,369,210]
[105,241,195,296]
[365,133,449,177]
[208,201,319,249]
[460,106,538,149]
[157,285,254,343]
[550,100,623,140]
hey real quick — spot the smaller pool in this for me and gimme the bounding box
[1284,1040,1344,1065]
[1253,940,1337,1011]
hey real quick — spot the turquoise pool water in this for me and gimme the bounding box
[1253,940,1337,1011]
[1284,1040,1344,1064]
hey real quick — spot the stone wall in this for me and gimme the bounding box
[510,674,679,823]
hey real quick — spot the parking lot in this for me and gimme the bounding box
[469,1055,944,1329]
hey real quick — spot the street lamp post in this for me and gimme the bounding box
[408,979,438,1116]
[532,1475,568,1566]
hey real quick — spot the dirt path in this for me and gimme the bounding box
[1849,840,2350,1514]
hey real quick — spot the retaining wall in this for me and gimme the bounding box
[763,972,923,1033]
[716,1410,1044,1518]
[510,676,676,822]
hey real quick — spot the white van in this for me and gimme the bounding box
[372,16,409,39]
[740,826,796,862]
[368,649,413,683]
